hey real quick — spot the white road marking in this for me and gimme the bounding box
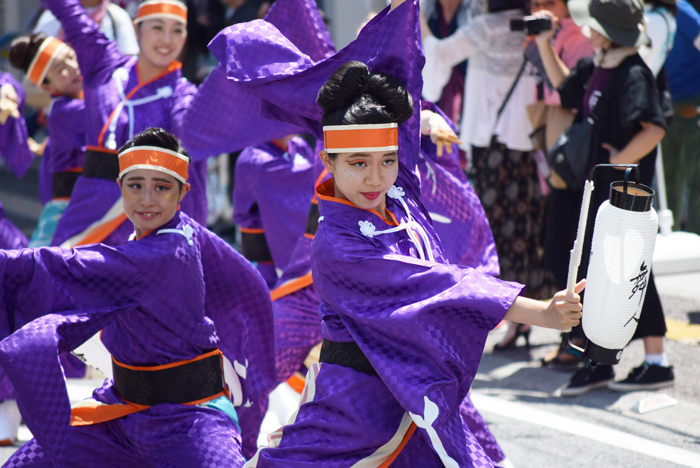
[471,393,700,468]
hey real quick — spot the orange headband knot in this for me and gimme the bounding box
[27,37,69,86]
[135,0,188,24]
[323,123,399,154]
[118,146,189,184]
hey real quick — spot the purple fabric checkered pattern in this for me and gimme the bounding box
[4,402,246,467]
[233,139,324,273]
[272,286,323,383]
[264,0,335,62]
[0,204,28,252]
[0,212,274,466]
[460,396,506,464]
[210,1,424,188]
[0,73,33,179]
[418,101,500,276]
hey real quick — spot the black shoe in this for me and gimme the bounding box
[493,324,531,351]
[560,363,614,397]
[608,363,675,392]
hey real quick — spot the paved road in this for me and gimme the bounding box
[1,164,699,467]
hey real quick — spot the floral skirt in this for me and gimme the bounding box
[471,139,555,300]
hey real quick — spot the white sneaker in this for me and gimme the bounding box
[0,399,21,445]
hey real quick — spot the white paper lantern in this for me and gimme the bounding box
[582,181,658,365]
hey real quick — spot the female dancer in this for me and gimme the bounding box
[0,128,275,468]
[9,33,87,247]
[212,1,583,465]
[41,0,208,248]
[233,136,324,288]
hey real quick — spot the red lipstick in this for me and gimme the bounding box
[362,192,381,200]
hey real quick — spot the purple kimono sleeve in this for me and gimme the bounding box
[0,244,146,341]
[209,0,424,180]
[41,0,127,82]
[263,0,336,62]
[0,310,122,468]
[0,244,150,466]
[46,98,86,173]
[0,73,33,178]
[232,147,263,230]
[313,245,523,422]
[198,229,276,403]
[176,0,332,160]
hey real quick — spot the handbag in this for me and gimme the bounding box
[547,113,595,191]
[547,74,605,192]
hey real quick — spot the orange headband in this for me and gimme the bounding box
[118,146,189,184]
[135,0,188,24]
[323,123,399,154]
[27,37,69,86]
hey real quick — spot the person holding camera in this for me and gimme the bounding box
[421,0,558,325]
[534,0,674,395]
[522,0,595,361]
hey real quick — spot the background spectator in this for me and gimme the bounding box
[660,0,700,234]
[535,0,672,395]
[422,0,557,329]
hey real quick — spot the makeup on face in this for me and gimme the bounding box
[120,169,188,238]
[325,150,399,215]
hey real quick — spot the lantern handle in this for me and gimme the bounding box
[623,167,634,194]
[587,163,639,182]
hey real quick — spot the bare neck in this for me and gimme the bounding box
[137,57,170,84]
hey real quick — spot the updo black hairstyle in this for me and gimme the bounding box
[9,33,50,83]
[317,61,414,129]
[118,127,191,190]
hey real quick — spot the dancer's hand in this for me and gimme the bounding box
[543,279,585,330]
[420,110,463,156]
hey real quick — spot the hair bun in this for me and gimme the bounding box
[318,61,413,127]
[9,33,48,73]
[317,61,371,114]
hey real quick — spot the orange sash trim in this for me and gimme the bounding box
[113,349,222,371]
[285,373,306,395]
[74,213,128,247]
[270,272,313,301]
[316,179,399,227]
[136,1,188,23]
[377,423,417,468]
[239,227,265,234]
[323,124,398,154]
[71,350,228,426]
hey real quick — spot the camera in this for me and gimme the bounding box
[509,16,553,35]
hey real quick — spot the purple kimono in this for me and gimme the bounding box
[30,95,87,249]
[234,138,325,287]
[211,2,523,466]
[0,73,31,252]
[43,0,207,248]
[0,211,275,468]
